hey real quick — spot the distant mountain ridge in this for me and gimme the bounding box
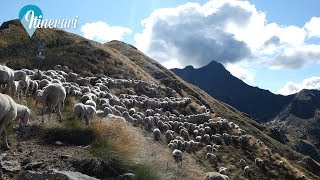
[271,89,320,161]
[171,61,293,122]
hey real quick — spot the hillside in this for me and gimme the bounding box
[171,61,293,122]
[0,19,319,179]
[270,89,320,162]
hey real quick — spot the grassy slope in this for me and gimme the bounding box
[105,40,320,179]
[0,20,319,178]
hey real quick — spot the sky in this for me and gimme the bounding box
[1,0,320,95]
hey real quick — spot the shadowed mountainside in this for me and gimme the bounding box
[271,89,320,161]
[171,61,293,122]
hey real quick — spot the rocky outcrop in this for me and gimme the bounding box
[19,169,99,180]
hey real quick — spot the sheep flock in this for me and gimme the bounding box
[0,64,305,179]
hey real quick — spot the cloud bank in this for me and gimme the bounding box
[277,76,320,95]
[134,0,320,72]
[81,21,132,42]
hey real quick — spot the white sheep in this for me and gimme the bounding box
[15,104,30,125]
[85,100,96,108]
[206,153,218,164]
[73,103,96,125]
[255,158,264,168]
[153,128,161,141]
[239,159,247,168]
[219,167,227,175]
[73,103,86,120]
[34,89,44,105]
[0,93,18,149]
[84,105,96,125]
[42,83,66,119]
[0,65,15,93]
[165,130,174,143]
[180,129,190,141]
[205,172,229,180]
[172,149,182,163]
[244,166,250,177]
[14,70,27,82]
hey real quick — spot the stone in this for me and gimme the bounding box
[60,154,72,160]
[119,173,135,180]
[1,160,21,173]
[19,169,99,180]
[55,141,64,146]
[25,162,44,170]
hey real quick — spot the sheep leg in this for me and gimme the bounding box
[57,103,62,121]
[1,129,10,150]
[85,117,90,125]
[0,124,9,150]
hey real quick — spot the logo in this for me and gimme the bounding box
[19,5,79,37]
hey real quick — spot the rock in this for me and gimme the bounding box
[25,162,44,170]
[0,154,6,161]
[119,173,135,180]
[53,169,100,180]
[55,141,64,146]
[19,169,99,180]
[21,158,32,166]
[1,160,21,173]
[60,154,72,160]
[268,128,289,144]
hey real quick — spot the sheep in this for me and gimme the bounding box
[0,65,15,93]
[205,172,229,180]
[239,159,247,168]
[179,129,190,141]
[255,158,264,168]
[42,83,66,119]
[0,93,18,149]
[129,108,136,115]
[103,107,113,116]
[206,153,218,164]
[73,103,86,120]
[14,70,27,81]
[34,89,44,105]
[219,167,227,175]
[17,76,30,97]
[278,160,284,167]
[15,104,30,125]
[96,110,104,118]
[28,80,39,96]
[203,134,211,144]
[172,149,182,163]
[244,166,250,177]
[85,100,96,108]
[54,65,62,70]
[81,86,90,94]
[165,130,174,143]
[39,79,50,89]
[84,105,96,125]
[153,128,161,141]
[168,142,177,151]
[206,145,213,153]
[81,94,92,104]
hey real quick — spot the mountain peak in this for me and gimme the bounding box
[0,19,22,30]
[171,60,292,122]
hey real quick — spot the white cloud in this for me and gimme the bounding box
[134,0,320,70]
[270,44,320,69]
[305,17,320,38]
[277,76,320,95]
[225,63,254,84]
[81,21,132,42]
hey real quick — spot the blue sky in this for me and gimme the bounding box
[1,0,320,95]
